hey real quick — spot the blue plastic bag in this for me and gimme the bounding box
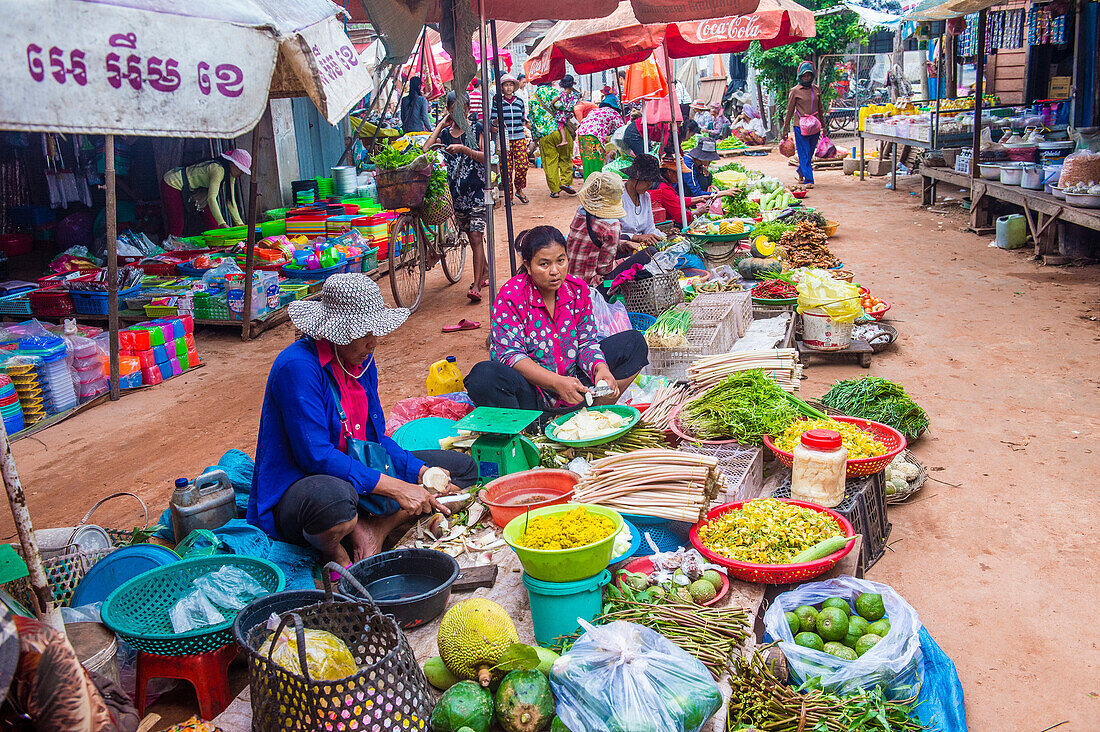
[916,626,967,731]
[763,575,923,699]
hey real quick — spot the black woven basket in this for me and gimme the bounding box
[240,563,434,731]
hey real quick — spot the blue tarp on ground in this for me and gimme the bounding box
[917,626,967,731]
[154,449,318,589]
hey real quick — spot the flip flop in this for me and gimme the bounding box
[466,288,483,302]
[442,319,481,332]
[516,192,529,204]
[480,279,489,288]
[549,192,560,198]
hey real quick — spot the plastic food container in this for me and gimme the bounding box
[503,503,623,582]
[791,429,847,508]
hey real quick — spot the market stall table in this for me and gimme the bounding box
[920,164,1100,258]
[857,129,974,188]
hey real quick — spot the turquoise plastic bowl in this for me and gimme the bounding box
[523,569,611,647]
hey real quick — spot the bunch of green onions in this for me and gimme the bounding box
[645,306,692,348]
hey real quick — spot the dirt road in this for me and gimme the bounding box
[6,155,1097,729]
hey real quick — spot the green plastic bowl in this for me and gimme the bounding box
[544,405,640,447]
[503,503,623,582]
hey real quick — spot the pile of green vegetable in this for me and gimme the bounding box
[727,649,926,732]
[676,370,799,444]
[759,187,799,211]
[555,584,749,679]
[370,141,423,169]
[426,165,450,203]
[714,160,749,175]
[785,592,891,661]
[716,136,746,150]
[645,306,691,348]
[681,134,704,151]
[721,190,760,218]
[820,377,930,439]
[749,219,793,242]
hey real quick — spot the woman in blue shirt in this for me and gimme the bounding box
[247,275,477,568]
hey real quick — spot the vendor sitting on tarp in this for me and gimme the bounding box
[247,274,478,569]
[465,226,648,411]
[160,148,250,236]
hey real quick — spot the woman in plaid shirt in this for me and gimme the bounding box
[465,226,648,411]
[565,172,654,291]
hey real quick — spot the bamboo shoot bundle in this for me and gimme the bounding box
[639,383,688,431]
[573,449,721,523]
[689,349,802,394]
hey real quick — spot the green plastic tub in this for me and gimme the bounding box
[260,218,286,237]
[523,569,611,646]
[503,503,623,583]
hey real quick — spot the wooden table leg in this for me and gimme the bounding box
[891,143,899,189]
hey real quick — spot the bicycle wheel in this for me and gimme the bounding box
[388,212,425,311]
[435,215,467,284]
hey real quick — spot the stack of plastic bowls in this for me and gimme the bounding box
[0,374,24,435]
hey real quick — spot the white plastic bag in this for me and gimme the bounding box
[762,575,923,699]
[591,289,631,339]
[550,620,722,732]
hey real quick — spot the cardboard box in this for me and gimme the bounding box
[1049,76,1071,98]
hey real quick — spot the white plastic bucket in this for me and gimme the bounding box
[802,307,853,351]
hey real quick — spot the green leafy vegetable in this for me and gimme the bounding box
[721,190,760,218]
[370,142,423,170]
[677,370,799,444]
[819,377,930,439]
[751,220,794,241]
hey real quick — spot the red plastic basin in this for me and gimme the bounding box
[478,469,579,528]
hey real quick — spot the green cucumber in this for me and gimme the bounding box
[791,534,859,564]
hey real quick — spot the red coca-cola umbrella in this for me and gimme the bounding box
[346,0,761,26]
[524,0,814,83]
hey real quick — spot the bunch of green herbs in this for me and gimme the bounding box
[370,142,422,170]
[722,190,760,218]
[751,219,794,241]
[426,165,450,201]
[820,377,930,439]
[678,370,799,444]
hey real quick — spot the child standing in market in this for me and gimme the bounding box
[781,61,825,188]
[426,91,490,302]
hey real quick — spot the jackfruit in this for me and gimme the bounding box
[438,598,519,686]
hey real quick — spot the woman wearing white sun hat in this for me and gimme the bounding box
[247,274,478,569]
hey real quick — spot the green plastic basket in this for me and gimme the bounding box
[101,556,284,656]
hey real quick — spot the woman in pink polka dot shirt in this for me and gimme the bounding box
[465,226,648,411]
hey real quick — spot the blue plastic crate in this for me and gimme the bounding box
[69,283,141,316]
[622,513,691,557]
[280,255,346,281]
[628,312,656,331]
[0,293,33,316]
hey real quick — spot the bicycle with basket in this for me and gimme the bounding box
[375,144,467,312]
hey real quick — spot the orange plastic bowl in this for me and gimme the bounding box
[478,469,578,528]
[762,416,905,477]
[791,190,808,199]
[689,499,855,584]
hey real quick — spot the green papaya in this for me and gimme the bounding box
[425,655,461,691]
[430,681,493,732]
[495,669,555,732]
[534,647,559,676]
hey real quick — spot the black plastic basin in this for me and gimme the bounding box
[338,548,459,630]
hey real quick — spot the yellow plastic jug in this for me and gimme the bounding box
[427,356,464,396]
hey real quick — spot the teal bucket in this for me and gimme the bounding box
[522,569,611,647]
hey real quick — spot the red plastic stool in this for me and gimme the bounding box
[135,643,237,719]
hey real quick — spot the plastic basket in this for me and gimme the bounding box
[144,304,180,318]
[361,246,378,272]
[621,513,691,557]
[27,288,75,318]
[193,292,232,321]
[280,256,346,281]
[692,290,753,338]
[101,555,284,656]
[239,568,434,732]
[620,271,683,317]
[69,283,141,316]
[646,323,730,381]
[0,293,34,316]
[689,500,856,583]
[762,417,906,477]
[772,471,891,574]
[627,311,657,331]
[678,442,763,503]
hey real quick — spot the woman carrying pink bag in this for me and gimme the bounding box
[781,61,826,188]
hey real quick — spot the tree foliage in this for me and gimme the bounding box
[745,0,870,107]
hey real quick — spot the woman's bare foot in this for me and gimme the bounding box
[347,510,416,563]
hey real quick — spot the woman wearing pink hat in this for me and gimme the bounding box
[161,148,251,236]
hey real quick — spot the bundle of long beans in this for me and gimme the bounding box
[556,594,749,679]
[573,449,720,522]
[531,425,668,468]
[689,350,802,394]
[728,650,927,731]
[639,382,688,431]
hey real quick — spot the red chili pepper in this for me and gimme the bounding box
[752,279,797,298]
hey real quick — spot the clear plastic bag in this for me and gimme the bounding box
[259,615,358,681]
[550,620,723,732]
[168,566,267,633]
[591,289,631,339]
[762,575,923,699]
[795,269,861,324]
[385,395,474,435]
[1058,149,1100,187]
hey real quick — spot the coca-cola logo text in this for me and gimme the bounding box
[690,16,764,42]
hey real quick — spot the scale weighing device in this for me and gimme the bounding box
[453,407,542,481]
